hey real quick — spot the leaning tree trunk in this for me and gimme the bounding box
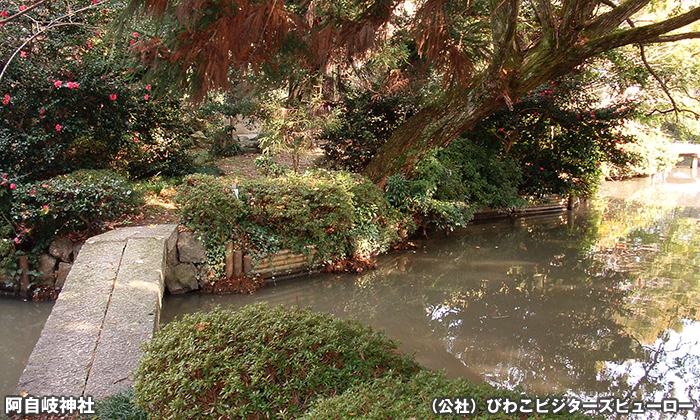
[362,2,700,185]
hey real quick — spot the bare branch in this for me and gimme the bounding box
[646,32,700,43]
[0,2,102,82]
[645,107,700,119]
[638,44,680,120]
[0,0,50,25]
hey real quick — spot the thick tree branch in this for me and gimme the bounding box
[585,6,700,57]
[585,0,650,37]
[532,0,555,40]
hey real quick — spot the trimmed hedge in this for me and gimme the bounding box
[133,304,420,419]
[3,169,139,248]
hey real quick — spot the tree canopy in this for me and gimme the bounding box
[123,0,700,182]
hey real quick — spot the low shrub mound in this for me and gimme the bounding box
[176,170,412,281]
[134,304,600,420]
[133,304,420,419]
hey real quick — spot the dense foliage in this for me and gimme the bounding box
[321,92,419,172]
[0,169,140,284]
[133,304,421,419]
[385,139,525,231]
[0,0,195,181]
[176,171,410,280]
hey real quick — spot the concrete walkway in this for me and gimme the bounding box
[16,225,178,399]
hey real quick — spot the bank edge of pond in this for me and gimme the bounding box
[168,194,579,294]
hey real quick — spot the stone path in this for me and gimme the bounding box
[16,225,178,399]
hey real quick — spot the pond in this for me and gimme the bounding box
[163,167,700,419]
[0,299,53,412]
[1,168,698,419]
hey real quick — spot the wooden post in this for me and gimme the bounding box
[234,250,243,277]
[225,242,234,279]
[243,255,252,274]
[19,255,30,299]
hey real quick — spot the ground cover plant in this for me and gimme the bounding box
[133,303,601,420]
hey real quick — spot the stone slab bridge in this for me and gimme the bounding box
[17,225,178,399]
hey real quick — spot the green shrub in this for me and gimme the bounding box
[133,304,420,419]
[177,171,410,274]
[385,141,524,231]
[176,174,247,244]
[302,370,598,420]
[7,170,139,248]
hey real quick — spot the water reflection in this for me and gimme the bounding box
[163,168,700,419]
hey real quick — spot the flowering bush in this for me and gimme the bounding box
[0,0,194,181]
[3,170,139,251]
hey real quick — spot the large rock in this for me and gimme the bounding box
[72,241,84,259]
[49,237,74,262]
[55,262,72,289]
[177,231,207,263]
[165,263,199,294]
[36,254,57,286]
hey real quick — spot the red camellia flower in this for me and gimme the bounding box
[144,94,149,100]
[39,109,45,114]
[41,183,48,188]
[54,80,62,88]
[55,124,62,131]
[132,32,139,38]
[145,84,151,91]
[20,51,27,58]
[1,10,8,17]
[10,183,16,190]
[2,94,9,105]
[29,190,36,194]
[87,41,92,48]
[19,5,27,11]
[110,94,117,100]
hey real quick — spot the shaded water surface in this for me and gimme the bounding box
[163,168,700,418]
[0,300,53,412]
